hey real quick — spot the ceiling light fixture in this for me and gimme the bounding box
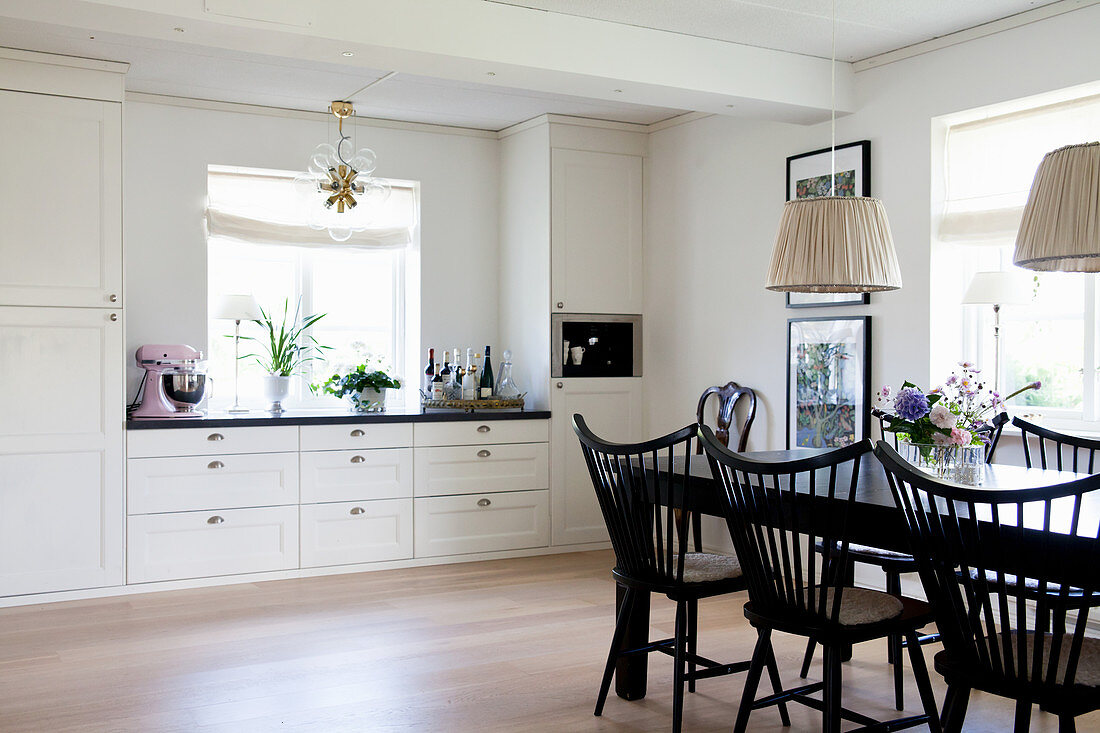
[764,0,901,293]
[342,51,355,57]
[486,71,496,76]
[1012,141,1100,272]
[293,100,390,242]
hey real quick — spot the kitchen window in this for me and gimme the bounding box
[933,89,1100,429]
[205,165,420,410]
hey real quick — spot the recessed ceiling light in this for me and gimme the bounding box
[342,51,354,57]
[173,27,184,33]
[726,104,735,108]
[486,71,496,76]
[88,35,95,40]
[613,89,623,93]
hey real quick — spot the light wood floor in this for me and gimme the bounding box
[1,551,1096,732]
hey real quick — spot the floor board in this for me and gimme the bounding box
[0,550,1095,731]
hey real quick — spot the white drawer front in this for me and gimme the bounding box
[300,448,413,503]
[127,505,299,583]
[414,443,549,497]
[299,423,413,451]
[127,426,298,458]
[413,419,548,447]
[127,452,299,514]
[300,499,413,568]
[414,490,549,557]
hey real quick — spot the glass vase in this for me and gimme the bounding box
[899,440,984,486]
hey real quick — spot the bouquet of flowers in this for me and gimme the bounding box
[878,362,1040,448]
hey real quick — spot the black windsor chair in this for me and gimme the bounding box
[876,440,1100,732]
[699,428,941,733]
[572,414,789,733]
[1014,416,1100,472]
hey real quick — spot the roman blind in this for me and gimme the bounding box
[205,166,417,249]
[940,94,1100,243]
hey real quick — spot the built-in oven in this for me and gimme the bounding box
[552,313,642,378]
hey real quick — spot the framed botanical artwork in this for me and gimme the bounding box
[786,316,871,450]
[785,140,872,309]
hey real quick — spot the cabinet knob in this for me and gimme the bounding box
[350,506,365,515]
[350,455,365,463]
[109,313,118,322]
[108,294,118,303]
[477,498,491,507]
[556,382,564,389]
[477,425,491,433]
[207,433,225,442]
[477,449,491,458]
[556,302,564,309]
[207,460,224,469]
[350,429,365,437]
[207,515,224,525]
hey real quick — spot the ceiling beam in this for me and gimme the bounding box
[0,0,853,123]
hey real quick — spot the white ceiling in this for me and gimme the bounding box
[488,0,1068,62]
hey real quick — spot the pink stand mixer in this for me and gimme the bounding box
[131,344,209,419]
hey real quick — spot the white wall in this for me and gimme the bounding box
[644,4,1100,451]
[123,101,499,400]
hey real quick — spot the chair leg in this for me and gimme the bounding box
[764,641,791,727]
[595,587,635,717]
[823,644,844,733]
[1014,698,1032,733]
[941,684,971,733]
[1059,714,1076,733]
[891,631,905,711]
[733,628,771,733]
[885,570,901,663]
[904,630,941,733]
[687,598,698,694]
[800,638,817,678]
[672,601,688,733]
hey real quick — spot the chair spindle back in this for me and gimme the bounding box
[1014,417,1100,473]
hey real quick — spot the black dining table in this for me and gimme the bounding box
[612,448,1095,701]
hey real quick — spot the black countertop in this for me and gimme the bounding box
[127,407,551,430]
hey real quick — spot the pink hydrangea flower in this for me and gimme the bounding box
[929,404,956,429]
[950,427,972,446]
[932,432,952,446]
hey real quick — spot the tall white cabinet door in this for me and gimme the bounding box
[0,91,122,308]
[551,149,643,314]
[550,377,642,545]
[0,307,124,596]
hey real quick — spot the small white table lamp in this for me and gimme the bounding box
[962,271,1031,393]
[213,294,262,413]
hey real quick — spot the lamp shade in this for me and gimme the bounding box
[1013,141,1100,272]
[961,271,1031,306]
[765,196,902,293]
[212,293,262,321]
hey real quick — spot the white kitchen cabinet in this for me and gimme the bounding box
[0,307,124,596]
[127,425,298,458]
[127,452,300,514]
[413,419,548,447]
[300,499,413,568]
[551,148,643,314]
[414,490,550,557]
[414,443,549,497]
[300,447,413,503]
[0,89,122,308]
[299,423,412,451]
[550,377,643,545]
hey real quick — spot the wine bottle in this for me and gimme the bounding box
[480,346,494,399]
[441,351,452,385]
[454,345,465,382]
[423,347,435,395]
[463,359,479,401]
[431,363,444,400]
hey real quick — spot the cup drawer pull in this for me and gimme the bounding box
[350,455,365,464]
[477,425,491,433]
[207,460,224,469]
[477,498,491,507]
[477,449,491,458]
[350,429,365,437]
[207,515,225,525]
[350,506,365,515]
[207,433,225,442]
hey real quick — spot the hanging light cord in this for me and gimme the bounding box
[829,0,836,196]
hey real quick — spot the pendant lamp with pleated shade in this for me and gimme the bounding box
[1013,141,1100,272]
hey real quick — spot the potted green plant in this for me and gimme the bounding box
[314,358,402,412]
[239,299,329,413]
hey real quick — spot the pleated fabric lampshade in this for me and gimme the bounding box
[765,196,903,293]
[1013,142,1100,272]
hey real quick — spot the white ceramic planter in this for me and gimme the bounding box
[346,387,387,413]
[262,375,293,414]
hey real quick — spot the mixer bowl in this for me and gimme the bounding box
[163,372,207,406]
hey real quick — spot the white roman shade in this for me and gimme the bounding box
[940,94,1100,243]
[206,166,416,249]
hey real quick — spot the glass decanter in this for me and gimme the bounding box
[495,349,521,398]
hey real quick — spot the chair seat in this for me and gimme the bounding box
[966,568,1099,600]
[680,552,742,583]
[815,586,905,626]
[847,543,915,562]
[936,633,1100,689]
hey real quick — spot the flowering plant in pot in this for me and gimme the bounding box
[313,355,401,413]
[878,362,1040,482]
[239,299,329,413]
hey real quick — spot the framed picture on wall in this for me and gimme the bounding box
[785,140,872,308]
[786,315,871,450]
